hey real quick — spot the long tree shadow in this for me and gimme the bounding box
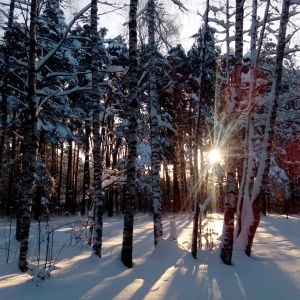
[0,214,299,300]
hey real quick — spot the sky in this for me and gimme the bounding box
[69,0,207,51]
[0,213,299,299]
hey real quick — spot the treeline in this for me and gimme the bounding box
[0,1,218,219]
[0,0,299,271]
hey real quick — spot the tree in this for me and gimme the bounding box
[220,0,244,265]
[235,0,291,256]
[91,0,104,257]
[190,0,211,259]
[121,0,139,268]
[148,0,163,247]
[17,0,39,272]
[0,0,15,181]
[5,0,92,270]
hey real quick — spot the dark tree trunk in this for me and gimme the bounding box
[191,199,200,259]
[173,163,180,213]
[50,143,58,207]
[91,0,104,257]
[82,123,91,215]
[57,143,64,213]
[107,187,114,217]
[6,129,17,216]
[73,146,80,213]
[121,0,139,268]
[179,139,188,210]
[65,141,73,214]
[0,0,16,178]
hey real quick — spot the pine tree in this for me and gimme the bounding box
[0,0,16,183]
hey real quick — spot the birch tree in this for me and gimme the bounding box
[148,0,163,247]
[220,0,244,265]
[17,0,39,272]
[121,0,139,268]
[235,0,270,239]
[91,0,104,257]
[235,0,291,256]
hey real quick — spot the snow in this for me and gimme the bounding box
[105,66,125,73]
[0,213,299,300]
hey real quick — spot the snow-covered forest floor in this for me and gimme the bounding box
[0,213,299,300]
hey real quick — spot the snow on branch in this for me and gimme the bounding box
[10,56,28,67]
[200,196,212,213]
[55,85,91,96]
[37,3,92,72]
[7,84,27,98]
[45,71,90,79]
[97,2,128,16]
[0,62,28,87]
[5,90,27,107]
[170,0,188,11]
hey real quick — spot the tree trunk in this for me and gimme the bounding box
[173,163,180,213]
[65,141,73,214]
[178,135,188,210]
[82,123,91,216]
[18,0,39,272]
[148,0,163,247]
[73,145,80,213]
[0,0,16,178]
[240,0,291,256]
[220,0,244,265]
[6,128,17,216]
[91,0,104,257]
[50,143,58,208]
[235,0,270,239]
[121,0,139,268]
[191,0,210,259]
[191,196,200,259]
[57,143,64,213]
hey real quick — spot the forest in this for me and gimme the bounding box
[0,0,299,275]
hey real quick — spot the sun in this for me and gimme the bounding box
[208,149,222,163]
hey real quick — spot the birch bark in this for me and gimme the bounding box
[121,0,139,268]
[91,0,104,257]
[235,0,291,256]
[82,123,91,216]
[148,0,163,247]
[220,0,244,265]
[17,0,38,272]
[235,0,270,238]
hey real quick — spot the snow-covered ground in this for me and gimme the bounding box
[0,213,299,300]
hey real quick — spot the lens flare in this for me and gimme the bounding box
[208,149,222,163]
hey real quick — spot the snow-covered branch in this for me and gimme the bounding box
[7,84,27,97]
[170,0,188,11]
[37,3,92,72]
